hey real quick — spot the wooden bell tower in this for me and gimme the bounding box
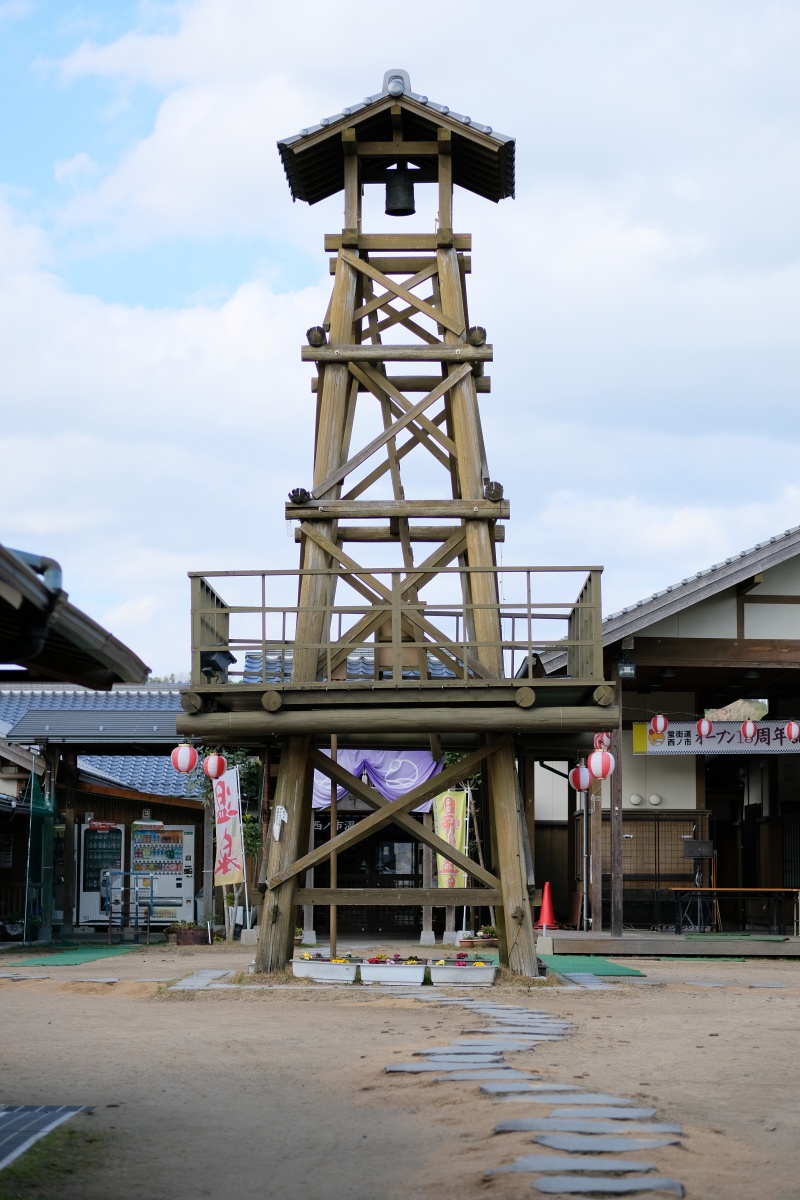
[178,70,616,975]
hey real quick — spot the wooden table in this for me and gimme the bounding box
[667,887,800,936]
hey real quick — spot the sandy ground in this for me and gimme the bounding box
[1,945,799,1199]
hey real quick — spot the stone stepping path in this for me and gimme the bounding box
[533,1177,684,1196]
[381,991,685,1196]
[487,1154,658,1174]
[534,1133,681,1152]
[493,1092,635,1106]
[495,1119,684,1136]
[168,969,231,991]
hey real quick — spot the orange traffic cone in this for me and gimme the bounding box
[535,881,560,930]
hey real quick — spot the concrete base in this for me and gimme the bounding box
[420,930,436,944]
[551,931,800,958]
[536,935,554,955]
[239,929,258,946]
[441,931,458,945]
[302,930,317,944]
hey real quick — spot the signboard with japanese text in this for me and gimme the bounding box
[633,721,800,755]
[433,789,468,889]
[213,768,244,886]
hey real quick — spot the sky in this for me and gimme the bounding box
[1,0,799,676]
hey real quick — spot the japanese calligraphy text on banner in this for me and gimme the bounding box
[633,721,800,755]
[213,768,244,885]
[432,789,467,889]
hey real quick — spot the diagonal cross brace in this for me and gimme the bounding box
[266,737,510,890]
[309,747,499,890]
[341,249,464,336]
[311,363,471,500]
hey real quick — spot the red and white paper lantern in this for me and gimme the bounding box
[650,714,669,735]
[740,721,758,742]
[203,753,228,780]
[588,749,616,780]
[170,744,198,774]
[593,732,612,750]
[696,718,713,739]
[786,721,800,743]
[568,764,592,793]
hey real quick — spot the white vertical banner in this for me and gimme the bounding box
[213,768,244,887]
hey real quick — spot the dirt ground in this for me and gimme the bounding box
[1,945,799,1199]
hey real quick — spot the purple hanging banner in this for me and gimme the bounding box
[311,749,443,812]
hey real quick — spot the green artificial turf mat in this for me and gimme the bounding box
[537,954,644,977]
[660,956,745,962]
[5,946,139,966]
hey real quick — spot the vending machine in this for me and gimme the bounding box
[130,823,196,922]
[78,821,125,925]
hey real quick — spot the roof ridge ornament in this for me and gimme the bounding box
[383,68,410,96]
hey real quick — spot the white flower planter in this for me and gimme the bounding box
[430,964,497,987]
[292,960,358,983]
[359,963,426,986]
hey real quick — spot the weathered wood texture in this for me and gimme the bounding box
[295,888,500,906]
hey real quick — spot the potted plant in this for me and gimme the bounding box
[430,952,497,987]
[292,951,359,983]
[25,914,42,942]
[475,924,499,947]
[360,953,427,986]
[175,921,209,946]
[294,926,303,945]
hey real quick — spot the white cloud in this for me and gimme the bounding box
[1,1,799,672]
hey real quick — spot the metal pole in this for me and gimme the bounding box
[329,734,338,958]
[582,781,590,932]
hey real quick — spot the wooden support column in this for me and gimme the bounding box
[589,778,603,932]
[566,777,577,925]
[255,737,313,972]
[436,244,537,976]
[610,687,623,938]
[420,812,434,943]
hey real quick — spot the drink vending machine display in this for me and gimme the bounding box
[78,821,125,925]
[130,823,195,922]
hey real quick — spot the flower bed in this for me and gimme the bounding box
[360,954,426,986]
[430,952,497,987]
[292,953,360,983]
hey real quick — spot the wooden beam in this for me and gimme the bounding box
[177,706,621,738]
[285,500,509,520]
[634,637,800,668]
[266,737,510,889]
[325,234,471,252]
[341,250,464,335]
[302,345,491,363]
[309,747,499,889]
[330,257,471,276]
[354,261,438,320]
[296,888,500,906]
[294,525,505,543]
[355,141,440,156]
[313,375,490,393]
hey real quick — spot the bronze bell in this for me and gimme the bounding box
[385,161,415,217]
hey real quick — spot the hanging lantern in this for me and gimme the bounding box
[650,714,669,735]
[741,720,758,743]
[696,718,713,739]
[170,744,198,774]
[568,765,592,793]
[203,753,227,780]
[785,721,800,743]
[588,749,616,780]
[594,732,612,750]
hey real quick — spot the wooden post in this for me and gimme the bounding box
[202,792,214,925]
[610,687,624,938]
[589,778,603,932]
[255,736,313,972]
[437,246,537,976]
[329,734,338,957]
[421,812,434,943]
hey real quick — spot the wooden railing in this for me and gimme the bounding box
[187,565,604,689]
